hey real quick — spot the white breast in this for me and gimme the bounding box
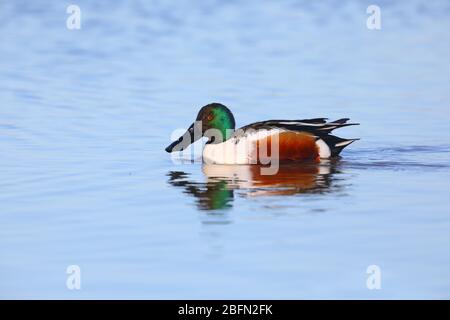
[202,129,282,164]
[202,137,250,164]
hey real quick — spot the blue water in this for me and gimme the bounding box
[1,0,450,299]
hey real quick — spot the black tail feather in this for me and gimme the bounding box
[321,135,359,157]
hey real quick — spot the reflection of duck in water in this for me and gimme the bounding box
[167,171,234,210]
[167,161,341,210]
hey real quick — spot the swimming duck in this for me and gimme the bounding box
[165,103,359,164]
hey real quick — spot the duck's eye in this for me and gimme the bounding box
[207,113,214,121]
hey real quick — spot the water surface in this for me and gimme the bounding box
[1,0,450,299]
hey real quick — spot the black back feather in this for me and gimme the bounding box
[236,118,359,156]
[238,118,359,137]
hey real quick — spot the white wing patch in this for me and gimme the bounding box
[316,139,331,159]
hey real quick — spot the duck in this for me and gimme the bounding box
[165,103,359,164]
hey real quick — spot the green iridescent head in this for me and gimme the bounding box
[165,103,236,153]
